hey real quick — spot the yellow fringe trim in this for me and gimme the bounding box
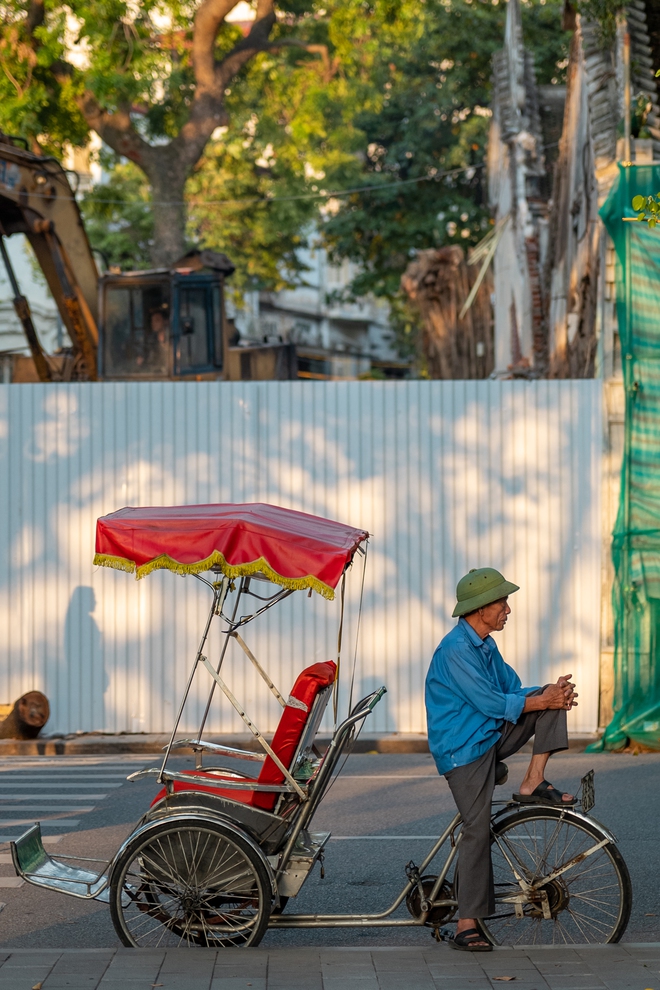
[93,550,336,600]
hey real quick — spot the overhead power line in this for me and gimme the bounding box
[21,159,488,209]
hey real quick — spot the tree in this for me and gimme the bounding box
[0,0,327,265]
[316,0,571,306]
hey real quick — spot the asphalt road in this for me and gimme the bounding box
[0,750,657,949]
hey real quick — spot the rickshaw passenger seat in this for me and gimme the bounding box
[150,660,337,813]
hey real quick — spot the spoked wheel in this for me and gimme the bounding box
[109,820,272,947]
[481,808,632,945]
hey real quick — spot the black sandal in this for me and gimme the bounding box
[513,780,576,807]
[450,927,492,952]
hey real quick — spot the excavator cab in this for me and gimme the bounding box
[0,134,297,382]
[99,266,224,380]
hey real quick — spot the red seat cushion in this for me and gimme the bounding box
[150,660,336,812]
[252,660,335,809]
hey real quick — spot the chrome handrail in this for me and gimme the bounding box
[127,767,302,794]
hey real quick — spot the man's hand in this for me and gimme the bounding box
[540,684,573,710]
[523,677,579,713]
[556,673,578,709]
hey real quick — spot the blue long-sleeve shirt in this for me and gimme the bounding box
[425,617,538,775]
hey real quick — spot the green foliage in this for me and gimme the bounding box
[186,122,317,293]
[0,2,87,153]
[80,161,153,269]
[575,0,624,47]
[1,0,571,356]
[305,0,570,302]
[631,193,660,228]
[522,0,572,84]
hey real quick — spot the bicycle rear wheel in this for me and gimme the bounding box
[481,808,631,945]
[110,820,272,948]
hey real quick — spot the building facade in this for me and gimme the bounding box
[230,242,407,379]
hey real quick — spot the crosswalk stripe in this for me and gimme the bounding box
[0,762,150,850]
[0,791,108,801]
[0,782,121,789]
[0,819,80,827]
[0,835,61,843]
[0,805,95,812]
[0,775,130,781]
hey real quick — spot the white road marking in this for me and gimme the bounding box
[0,806,95,812]
[0,794,107,800]
[330,836,441,840]
[0,819,80,828]
[0,764,143,847]
[0,835,61,843]
[0,775,129,781]
[0,782,121,788]
[0,878,23,888]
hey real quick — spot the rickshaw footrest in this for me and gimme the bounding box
[10,824,110,901]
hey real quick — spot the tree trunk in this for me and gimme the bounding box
[148,167,188,268]
[401,246,494,379]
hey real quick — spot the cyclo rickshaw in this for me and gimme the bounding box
[11,502,632,947]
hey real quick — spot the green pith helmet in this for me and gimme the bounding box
[452,567,519,618]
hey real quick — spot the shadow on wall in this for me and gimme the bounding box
[64,586,107,732]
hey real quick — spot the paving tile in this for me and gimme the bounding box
[96,985,158,990]
[542,980,607,989]
[321,966,376,975]
[98,976,171,990]
[0,982,60,990]
[535,963,592,973]
[212,963,267,980]
[429,981,493,989]
[265,983,322,990]
[98,981,165,987]
[376,979,435,990]
[209,979,266,990]
[1,954,63,965]
[44,982,107,989]
[322,981,379,990]
[49,964,112,976]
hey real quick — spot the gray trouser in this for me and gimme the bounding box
[444,689,568,919]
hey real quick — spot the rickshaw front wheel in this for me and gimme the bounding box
[109,819,273,948]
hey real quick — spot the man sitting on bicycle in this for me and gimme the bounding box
[425,567,578,952]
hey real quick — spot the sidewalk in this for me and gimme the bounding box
[0,945,657,990]
[0,733,600,757]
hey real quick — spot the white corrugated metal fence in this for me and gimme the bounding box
[0,380,602,736]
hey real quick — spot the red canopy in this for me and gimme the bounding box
[94,502,369,599]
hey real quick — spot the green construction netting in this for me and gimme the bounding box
[591,163,660,751]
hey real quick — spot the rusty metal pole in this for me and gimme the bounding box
[623,19,632,164]
[0,234,52,382]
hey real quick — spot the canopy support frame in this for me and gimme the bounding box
[199,656,306,799]
[231,631,287,708]
[158,576,230,782]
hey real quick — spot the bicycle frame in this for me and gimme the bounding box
[269,812,462,929]
[269,782,614,930]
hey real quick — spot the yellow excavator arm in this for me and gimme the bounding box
[0,134,99,380]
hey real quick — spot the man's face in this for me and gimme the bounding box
[480,596,510,632]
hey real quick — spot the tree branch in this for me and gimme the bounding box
[76,90,155,170]
[266,39,339,83]
[171,0,276,171]
[192,0,243,93]
[26,1,45,35]
[215,0,276,88]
